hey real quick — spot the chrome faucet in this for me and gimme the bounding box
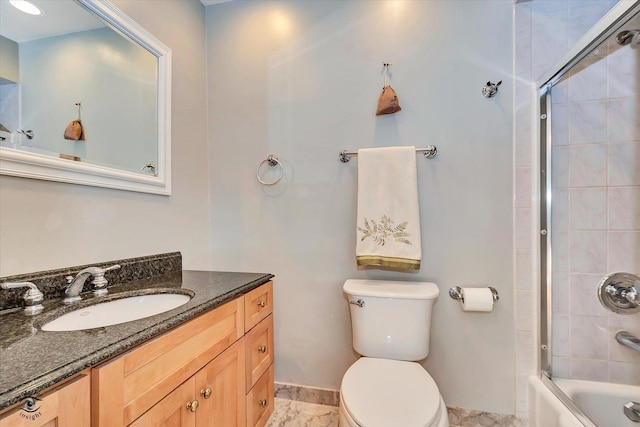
[63,264,121,304]
[1,282,44,315]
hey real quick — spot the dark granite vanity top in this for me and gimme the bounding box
[0,270,274,411]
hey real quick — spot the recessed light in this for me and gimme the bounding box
[9,0,42,16]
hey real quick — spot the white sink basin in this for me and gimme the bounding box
[41,293,192,332]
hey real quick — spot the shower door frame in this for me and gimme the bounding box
[537,0,640,425]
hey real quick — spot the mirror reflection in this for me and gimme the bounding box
[0,0,158,175]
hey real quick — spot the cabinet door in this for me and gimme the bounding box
[129,378,196,427]
[0,374,90,427]
[195,339,246,427]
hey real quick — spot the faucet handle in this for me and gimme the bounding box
[91,264,121,296]
[1,282,44,316]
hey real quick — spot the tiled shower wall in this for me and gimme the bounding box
[548,18,640,384]
[513,0,627,419]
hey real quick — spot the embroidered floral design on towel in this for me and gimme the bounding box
[357,215,412,246]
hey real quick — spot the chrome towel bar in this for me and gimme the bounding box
[339,146,438,163]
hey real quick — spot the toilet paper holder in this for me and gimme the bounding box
[448,286,499,303]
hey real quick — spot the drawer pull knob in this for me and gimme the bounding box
[257,300,266,308]
[186,399,199,412]
[259,399,268,407]
[258,345,267,353]
[200,387,212,399]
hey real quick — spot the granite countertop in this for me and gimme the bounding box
[0,270,274,412]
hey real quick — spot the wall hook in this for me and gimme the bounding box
[482,80,501,98]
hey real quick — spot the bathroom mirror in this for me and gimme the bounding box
[0,0,171,195]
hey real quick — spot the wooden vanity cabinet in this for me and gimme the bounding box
[129,339,246,427]
[92,280,274,427]
[0,374,90,427]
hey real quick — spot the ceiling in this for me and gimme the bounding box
[200,0,234,6]
[0,0,104,43]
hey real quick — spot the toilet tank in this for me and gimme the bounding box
[343,279,439,361]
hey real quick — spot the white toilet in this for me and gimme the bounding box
[339,279,449,427]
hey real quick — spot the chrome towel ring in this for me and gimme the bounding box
[256,154,283,185]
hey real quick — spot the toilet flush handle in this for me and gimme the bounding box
[349,299,365,307]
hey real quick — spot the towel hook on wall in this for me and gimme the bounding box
[482,80,502,98]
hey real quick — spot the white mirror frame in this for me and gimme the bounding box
[0,0,172,195]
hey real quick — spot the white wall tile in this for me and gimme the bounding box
[552,232,569,272]
[570,188,607,230]
[551,145,569,188]
[608,231,640,273]
[532,18,569,66]
[516,290,535,331]
[551,188,569,231]
[608,361,640,385]
[516,249,533,290]
[608,98,640,142]
[569,273,608,317]
[517,330,536,373]
[568,58,607,102]
[609,48,640,98]
[570,231,607,274]
[552,271,570,316]
[569,144,607,187]
[516,208,533,249]
[551,102,569,146]
[515,167,533,208]
[608,186,640,230]
[552,356,571,378]
[609,142,640,186]
[570,358,608,381]
[568,101,607,144]
[552,314,571,356]
[570,315,608,360]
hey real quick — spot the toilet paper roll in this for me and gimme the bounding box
[461,287,494,312]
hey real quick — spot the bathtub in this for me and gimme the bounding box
[529,375,640,427]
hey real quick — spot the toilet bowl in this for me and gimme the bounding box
[338,358,449,427]
[341,280,449,427]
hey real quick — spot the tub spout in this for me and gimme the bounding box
[616,331,640,354]
[624,401,640,422]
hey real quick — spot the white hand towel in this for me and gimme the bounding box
[355,146,421,270]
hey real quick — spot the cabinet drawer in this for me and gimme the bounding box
[244,281,273,332]
[245,364,274,427]
[245,314,274,391]
[92,297,244,427]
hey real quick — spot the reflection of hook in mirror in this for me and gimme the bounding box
[140,162,157,176]
[17,130,34,140]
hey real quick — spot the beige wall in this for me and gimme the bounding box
[206,0,515,414]
[0,0,211,276]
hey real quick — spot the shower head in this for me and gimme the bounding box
[616,29,640,46]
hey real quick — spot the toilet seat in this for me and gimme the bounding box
[341,357,442,427]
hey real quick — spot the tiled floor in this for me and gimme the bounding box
[266,398,339,427]
[266,398,526,427]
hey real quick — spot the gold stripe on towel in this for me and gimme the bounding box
[356,256,420,270]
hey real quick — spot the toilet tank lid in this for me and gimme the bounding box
[343,279,439,299]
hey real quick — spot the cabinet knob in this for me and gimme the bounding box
[259,399,268,408]
[258,345,267,353]
[257,300,266,308]
[200,387,212,399]
[186,399,199,412]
